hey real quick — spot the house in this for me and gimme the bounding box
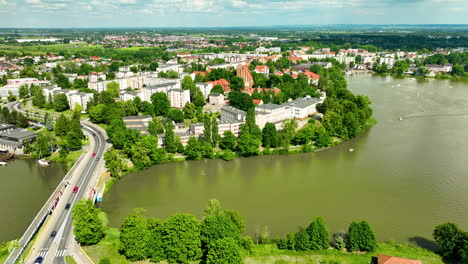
[209,93,225,105]
[425,64,453,73]
[205,78,230,93]
[374,254,422,264]
[253,99,263,105]
[254,65,269,74]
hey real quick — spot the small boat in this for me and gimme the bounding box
[38,159,50,166]
[349,148,354,152]
[399,117,403,121]
[0,161,7,166]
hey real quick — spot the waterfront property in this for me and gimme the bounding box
[375,254,422,264]
[0,127,36,150]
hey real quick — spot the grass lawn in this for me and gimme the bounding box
[0,43,103,55]
[65,255,78,264]
[49,150,85,170]
[83,228,130,264]
[244,243,444,264]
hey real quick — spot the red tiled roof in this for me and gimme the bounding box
[255,65,269,72]
[378,255,422,264]
[253,99,263,105]
[303,70,320,80]
[193,71,207,77]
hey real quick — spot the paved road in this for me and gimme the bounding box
[4,102,108,264]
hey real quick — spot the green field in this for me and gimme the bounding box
[0,43,103,55]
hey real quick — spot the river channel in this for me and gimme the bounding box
[101,74,468,244]
[0,159,66,242]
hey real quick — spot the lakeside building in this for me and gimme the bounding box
[425,64,453,73]
[0,127,37,149]
[122,115,152,135]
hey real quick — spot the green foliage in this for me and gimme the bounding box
[201,215,241,251]
[228,91,254,111]
[220,149,236,161]
[72,200,105,245]
[211,85,224,95]
[162,213,202,263]
[183,102,196,119]
[120,209,150,261]
[66,131,83,150]
[106,81,120,98]
[32,87,46,108]
[294,229,310,251]
[347,221,377,252]
[164,120,176,153]
[433,222,467,260]
[262,122,278,148]
[151,92,170,116]
[306,217,330,250]
[206,237,242,264]
[185,136,202,160]
[147,217,166,262]
[168,108,185,123]
[204,199,223,217]
[237,133,261,157]
[220,131,237,151]
[104,148,128,178]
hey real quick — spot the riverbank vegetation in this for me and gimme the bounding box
[76,199,447,264]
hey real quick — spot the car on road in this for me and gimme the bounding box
[73,186,79,193]
[51,231,57,237]
[96,157,100,160]
[92,152,96,157]
[34,256,43,263]
[65,203,71,210]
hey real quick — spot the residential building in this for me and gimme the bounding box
[425,64,453,73]
[220,106,246,124]
[167,89,190,108]
[69,92,94,111]
[141,81,179,102]
[205,79,230,93]
[255,103,292,129]
[285,96,321,119]
[196,82,213,99]
[254,65,269,74]
[209,93,224,105]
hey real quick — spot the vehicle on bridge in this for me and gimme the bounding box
[73,186,79,193]
[34,256,43,263]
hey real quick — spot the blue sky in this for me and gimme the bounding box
[0,0,467,28]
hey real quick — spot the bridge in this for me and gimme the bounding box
[4,101,108,264]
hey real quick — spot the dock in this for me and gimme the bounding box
[0,153,14,162]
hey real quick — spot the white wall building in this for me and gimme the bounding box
[167,89,190,108]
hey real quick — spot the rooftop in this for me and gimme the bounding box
[256,103,283,111]
[286,96,321,109]
[0,128,37,140]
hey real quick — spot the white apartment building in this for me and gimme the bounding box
[69,92,94,111]
[255,103,292,129]
[167,89,190,108]
[196,82,213,99]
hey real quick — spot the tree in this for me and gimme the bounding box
[220,131,236,151]
[185,136,202,160]
[53,93,70,112]
[89,104,106,124]
[262,122,277,148]
[162,214,202,263]
[183,102,196,119]
[19,84,29,99]
[452,64,464,77]
[164,120,176,153]
[16,113,29,128]
[203,115,212,143]
[149,62,159,71]
[230,76,245,92]
[55,114,70,137]
[204,199,223,217]
[106,81,120,98]
[347,221,377,252]
[211,117,219,147]
[147,217,166,262]
[224,210,245,234]
[193,89,205,108]
[168,108,184,123]
[148,118,165,136]
[433,222,466,259]
[104,148,128,178]
[315,127,331,148]
[294,229,310,251]
[151,92,170,116]
[211,85,224,95]
[32,87,46,108]
[236,133,260,157]
[206,237,242,264]
[306,217,329,250]
[66,131,83,150]
[182,75,196,91]
[72,200,105,245]
[201,215,241,251]
[120,210,150,261]
[130,141,152,169]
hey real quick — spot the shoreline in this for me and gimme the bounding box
[102,116,378,194]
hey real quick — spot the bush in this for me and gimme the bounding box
[221,149,236,161]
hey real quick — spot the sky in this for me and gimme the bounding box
[0,0,467,28]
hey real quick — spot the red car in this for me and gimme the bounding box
[92,153,96,157]
[73,186,79,193]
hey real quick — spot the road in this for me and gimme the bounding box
[4,101,108,264]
